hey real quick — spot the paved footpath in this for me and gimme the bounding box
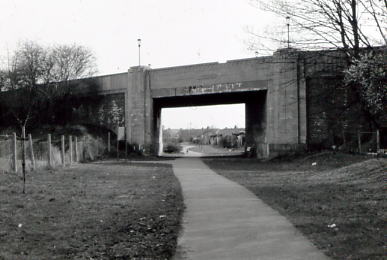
[172,158,330,260]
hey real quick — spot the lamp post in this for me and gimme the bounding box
[137,38,141,66]
[286,16,290,48]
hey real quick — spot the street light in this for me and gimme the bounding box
[286,16,290,48]
[137,38,141,66]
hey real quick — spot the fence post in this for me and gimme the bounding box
[48,134,52,168]
[83,136,87,161]
[108,132,111,153]
[266,143,270,158]
[61,135,65,167]
[96,138,99,157]
[117,136,119,160]
[12,132,17,173]
[342,129,346,146]
[75,136,78,162]
[28,134,35,171]
[69,135,73,166]
[357,131,362,153]
[125,138,128,158]
[376,129,380,153]
[21,126,26,193]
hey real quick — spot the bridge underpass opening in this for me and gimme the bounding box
[152,90,267,157]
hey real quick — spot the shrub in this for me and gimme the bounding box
[163,143,182,153]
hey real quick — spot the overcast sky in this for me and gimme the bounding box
[0,0,281,129]
[162,104,245,129]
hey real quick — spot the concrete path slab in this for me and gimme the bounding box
[172,158,330,260]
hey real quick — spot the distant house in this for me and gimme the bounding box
[205,129,245,148]
[235,131,245,148]
[209,134,217,145]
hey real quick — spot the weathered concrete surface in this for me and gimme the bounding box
[172,158,330,260]
[64,50,310,158]
[146,51,306,158]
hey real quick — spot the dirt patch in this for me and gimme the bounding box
[204,152,386,260]
[0,161,184,260]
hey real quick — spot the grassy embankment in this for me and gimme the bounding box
[205,152,386,260]
[0,161,184,260]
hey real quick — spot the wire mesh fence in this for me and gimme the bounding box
[0,133,110,173]
[339,130,381,154]
[0,135,13,173]
[358,131,379,154]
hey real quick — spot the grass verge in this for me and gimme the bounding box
[0,161,184,260]
[204,152,386,260]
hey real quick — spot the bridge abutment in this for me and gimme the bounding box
[125,50,308,158]
[126,66,153,153]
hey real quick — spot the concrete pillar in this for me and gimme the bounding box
[245,91,267,158]
[297,58,308,145]
[265,48,304,157]
[127,66,153,151]
[153,105,162,155]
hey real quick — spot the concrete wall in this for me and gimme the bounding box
[150,51,306,157]
[72,50,309,158]
[71,72,128,95]
[150,57,272,98]
[266,50,306,157]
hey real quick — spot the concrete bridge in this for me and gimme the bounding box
[72,48,345,158]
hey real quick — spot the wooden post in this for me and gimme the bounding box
[96,138,99,156]
[376,129,380,153]
[21,127,26,169]
[75,136,78,162]
[69,135,73,166]
[125,138,128,158]
[83,136,87,161]
[342,129,346,146]
[266,143,270,158]
[357,131,362,153]
[21,126,26,194]
[117,136,119,160]
[28,134,35,171]
[13,132,17,173]
[107,132,111,153]
[61,135,65,167]
[48,134,52,168]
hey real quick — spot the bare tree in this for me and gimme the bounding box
[40,44,97,123]
[2,41,46,127]
[0,41,97,128]
[250,0,386,60]
[50,44,97,82]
